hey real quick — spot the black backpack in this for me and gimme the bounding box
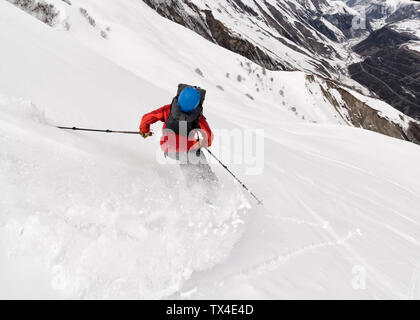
[164,84,206,137]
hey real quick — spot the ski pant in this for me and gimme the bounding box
[167,149,218,185]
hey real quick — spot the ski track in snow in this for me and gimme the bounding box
[245,229,362,277]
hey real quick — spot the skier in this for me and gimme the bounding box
[139,84,217,184]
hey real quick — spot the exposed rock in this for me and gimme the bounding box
[308,18,339,42]
[307,75,420,145]
[323,12,372,39]
[349,27,420,120]
[245,93,254,100]
[352,27,417,56]
[142,0,368,75]
[195,68,204,77]
[80,8,96,27]
[407,121,420,145]
[203,10,285,71]
[142,0,213,41]
[386,3,420,24]
[7,0,59,26]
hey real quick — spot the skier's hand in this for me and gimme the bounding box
[193,139,204,149]
[140,131,152,139]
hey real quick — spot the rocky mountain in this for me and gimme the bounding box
[142,0,371,78]
[6,0,59,25]
[143,0,420,121]
[345,0,417,22]
[305,74,420,144]
[346,0,420,120]
[349,27,420,120]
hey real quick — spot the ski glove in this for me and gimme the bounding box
[140,131,152,138]
[192,138,204,150]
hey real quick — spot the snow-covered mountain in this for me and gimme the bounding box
[345,0,416,22]
[8,0,419,119]
[141,0,420,120]
[142,0,370,76]
[345,0,420,120]
[1,0,420,299]
[5,0,420,142]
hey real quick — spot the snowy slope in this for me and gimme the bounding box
[23,0,416,133]
[0,1,247,299]
[1,0,420,299]
[0,94,246,299]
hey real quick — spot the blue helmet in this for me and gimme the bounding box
[178,87,201,112]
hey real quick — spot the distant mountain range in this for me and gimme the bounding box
[143,0,420,120]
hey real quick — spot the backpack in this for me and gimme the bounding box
[165,84,206,137]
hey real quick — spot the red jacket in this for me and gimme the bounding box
[140,104,213,153]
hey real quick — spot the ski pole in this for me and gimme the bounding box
[57,126,152,136]
[203,147,263,205]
